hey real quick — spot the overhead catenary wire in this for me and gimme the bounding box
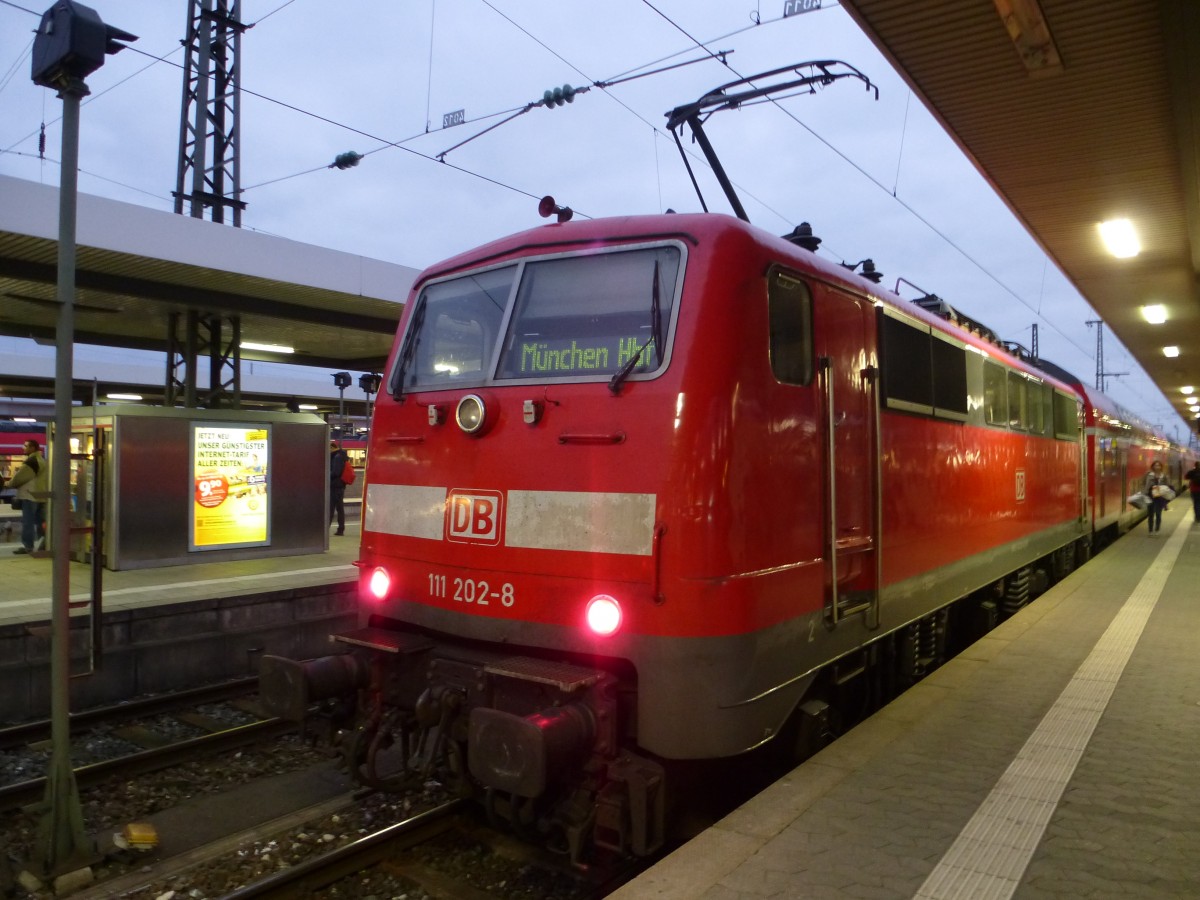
[0,0,797,226]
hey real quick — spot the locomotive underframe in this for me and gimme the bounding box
[261,622,666,863]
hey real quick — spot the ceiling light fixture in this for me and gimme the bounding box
[993,0,1063,76]
[1162,346,1180,358]
[1140,304,1167,324]
[298,404,319,410]
[1182,386,1195,394]
[106,393,143,401]
[241,341,295,354]
[1185,396,1198,405]
[1097,219,1140,258]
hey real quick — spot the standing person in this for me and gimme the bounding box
[1184,459,1200,526]
[1142,460,1170,535]
[329,439,349,536]
[9,438,48,555]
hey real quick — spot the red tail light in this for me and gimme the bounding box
[586,594,622,636]
[367,567,391,601]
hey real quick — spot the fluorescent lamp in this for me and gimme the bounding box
[1162,346,1180,358]
[242,341,295,354]
[1182,386,1195,394]
[1186,396,1198,404]
[106,393,143,401]
[13,417,38,423]
[1140,304,1167,324]
[1097,219,1140,258]
[1190,405,1200,413]
[993,0,1063,75]
[298,404,319,410]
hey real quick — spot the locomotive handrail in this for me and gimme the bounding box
[820,356,841,622]
[868,363,882,630]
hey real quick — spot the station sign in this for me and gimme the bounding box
[189,423,271,551]
[783,0,821,16]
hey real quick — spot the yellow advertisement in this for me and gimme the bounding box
[191,425,270,550]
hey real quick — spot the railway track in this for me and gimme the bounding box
[0,679,296,813]
[0,677,260,751]
[218,798,471,899]
[213,798,644,900]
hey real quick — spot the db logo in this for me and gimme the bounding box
[446,490,504,545]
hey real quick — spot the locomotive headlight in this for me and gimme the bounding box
[456,394,488,435]
[367,567,391,601]
[586,594,622,637]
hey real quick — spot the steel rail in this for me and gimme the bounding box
[0,717,294,812]
[217,798,471,899]
[0,676,260,750]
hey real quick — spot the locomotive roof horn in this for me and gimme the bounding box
[538,195,574,223]
[665,61,878,223]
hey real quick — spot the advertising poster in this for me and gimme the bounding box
[190,424,271,550]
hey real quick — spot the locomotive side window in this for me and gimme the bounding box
[1053,390,1080,440]
[1007,371,1028,430]
[1029,382,1052,435]
[881,312,933,413]
[880,309,968,421]
[767,270,813,385]
[983,361,1007,426]
[392,266,516,393]
[496,246,681,381]
[931,333,968,420]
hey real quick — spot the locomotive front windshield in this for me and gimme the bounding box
[391,244,682,394]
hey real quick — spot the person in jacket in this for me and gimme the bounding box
[1142,460,1170,535]
[329,440,349,536]
[8,439,48,555]
[1184,459,1200,526]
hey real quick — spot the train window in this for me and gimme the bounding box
[496,246,682,381]
[1007,371,1028,430]
[768,270,813,385]
[983,361,1007,426]
[1053,391,1080,440]
[1028,382,1051,435]
[881,313,933,413]
[931,334,968,420]
[392,266,516,393]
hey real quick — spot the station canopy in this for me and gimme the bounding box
[0,174,417,404]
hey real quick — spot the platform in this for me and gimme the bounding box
[0,504,360,630]
[616,502,1200,899]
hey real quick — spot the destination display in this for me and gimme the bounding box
[190,424,271,550]
[508,334,656,376]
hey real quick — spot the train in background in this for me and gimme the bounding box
[262,210,1192,864]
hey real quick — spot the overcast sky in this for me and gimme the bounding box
[0,0,1193,440]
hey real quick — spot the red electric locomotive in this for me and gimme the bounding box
[263,209,1112,861]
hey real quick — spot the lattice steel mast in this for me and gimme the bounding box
[169,0,246,408]
[173,0,245,225]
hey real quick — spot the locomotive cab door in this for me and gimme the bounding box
[814,286,879,628]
